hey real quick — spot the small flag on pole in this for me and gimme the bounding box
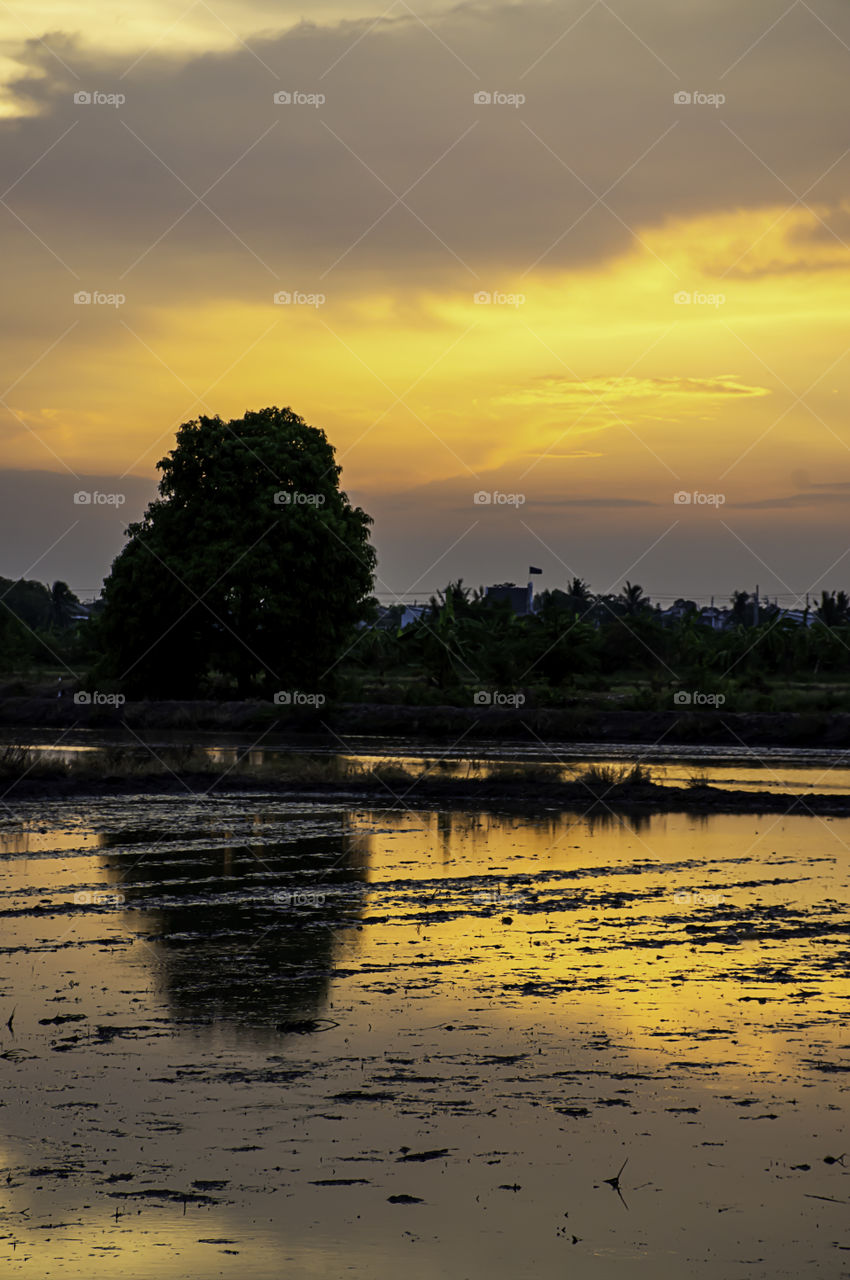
[529,566,542,575]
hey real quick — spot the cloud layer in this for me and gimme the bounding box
[2,0,850,598]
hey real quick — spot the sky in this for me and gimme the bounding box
[1,0,849,606]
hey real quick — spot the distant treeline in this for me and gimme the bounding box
[3,571,850,705]
[5,406,849,708]
[0,577,92,665]
[348,579,850,701]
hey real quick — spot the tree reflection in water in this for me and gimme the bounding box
[98,815,370,1031]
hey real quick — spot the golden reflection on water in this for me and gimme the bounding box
[0,828,103,855]
[342,809,849,1077]
[1,801,847,1278]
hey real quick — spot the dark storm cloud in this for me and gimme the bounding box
[2,0,849,310]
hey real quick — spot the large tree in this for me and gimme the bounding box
[96,406,376,697]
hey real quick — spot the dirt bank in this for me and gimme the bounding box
[1,696,849,747]
[3,769,850,816]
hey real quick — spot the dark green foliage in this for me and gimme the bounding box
[48,581,82,629]
[0,603,34,666]
[345,576,850,709]
[0,577,52,630]
[95,406,376,697]
[0,577,86,669]
[815,590,850,626]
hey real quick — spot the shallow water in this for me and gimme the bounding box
[0,795,847,1277]
[8,729,850,794]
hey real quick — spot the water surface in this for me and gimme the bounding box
[0,795,847,1277]
[8,728,850,794]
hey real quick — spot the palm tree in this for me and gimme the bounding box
[430,579,473,617]
[414,584,477,690]
[619,581,647,617]
[565,576,594,617]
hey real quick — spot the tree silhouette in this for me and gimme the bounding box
[95,406,376,697]
[816,590,850,627]
[565,576,593,615]
[48,581,81,630]
[730,590,752,626]
[619,581,647,617]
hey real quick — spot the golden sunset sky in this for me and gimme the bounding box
[1,0,849,601]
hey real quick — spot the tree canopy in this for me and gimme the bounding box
[95,406,376,697]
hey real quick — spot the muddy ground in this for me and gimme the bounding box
[6,769,850,817]
[3,697,850,746]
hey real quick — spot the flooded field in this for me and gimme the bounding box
[9,729,850,794]
[0,793,847,1277]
